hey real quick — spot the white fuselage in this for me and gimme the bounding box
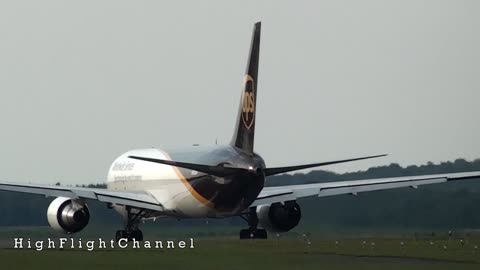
[106,148,212,218]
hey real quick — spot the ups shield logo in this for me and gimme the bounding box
[242,75,255,129]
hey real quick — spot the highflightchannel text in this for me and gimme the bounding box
[13,237,195,251]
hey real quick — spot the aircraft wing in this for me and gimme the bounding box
[251,171,480,206]
[0,181,164,212]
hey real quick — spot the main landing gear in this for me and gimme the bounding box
[115,229,143,242]
[239,207,267,239]
[115,207,149,242]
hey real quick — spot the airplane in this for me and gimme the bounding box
[1,21,480,241]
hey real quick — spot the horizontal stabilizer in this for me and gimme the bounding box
[263,154,387,176]
[130,154,387,178]
[128,156,249,177]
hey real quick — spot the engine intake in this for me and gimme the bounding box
[47,197,90,234]
[256,201,301,232]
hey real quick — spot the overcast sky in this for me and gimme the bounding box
[0,1,479,184]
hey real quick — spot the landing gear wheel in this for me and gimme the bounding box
[239,207,268,239]
[254,229,267,239]
[240,229,251,239]
[239,229,268,239]
[115,230,143,242]
[115,230,127,242]
[131,230,144,241]
[115,206,149,242]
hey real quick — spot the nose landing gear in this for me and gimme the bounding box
[239,207,267,239]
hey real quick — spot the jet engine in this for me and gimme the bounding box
[256,201,301,232]
[47,197,90,234]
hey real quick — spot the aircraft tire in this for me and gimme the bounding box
[239,229,268,239]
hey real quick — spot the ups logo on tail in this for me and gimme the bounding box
[241,75,255,129]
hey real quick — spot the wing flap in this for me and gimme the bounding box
[252,171,480,206]
[317,177,446,197]
[96,194,163,211]
[0,181,164,212]
[0,182,78,198]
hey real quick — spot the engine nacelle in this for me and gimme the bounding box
[256,201,301,232]
[47,197,90,234]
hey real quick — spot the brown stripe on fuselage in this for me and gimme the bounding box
[158,149,214,208]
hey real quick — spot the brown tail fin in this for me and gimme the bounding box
[231,22,261,155]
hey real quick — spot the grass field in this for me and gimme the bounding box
[1,227,480,270]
